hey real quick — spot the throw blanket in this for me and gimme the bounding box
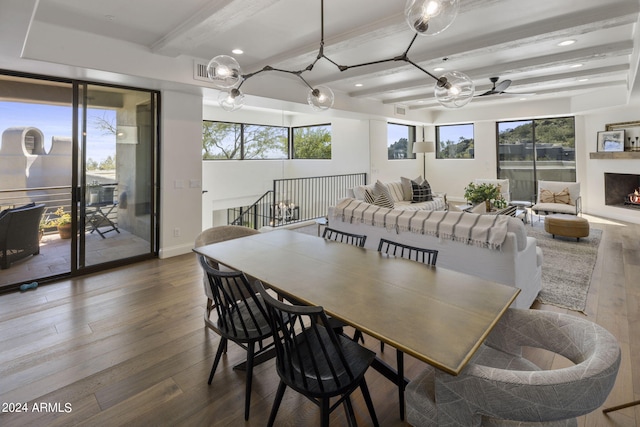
[333,198,509,249]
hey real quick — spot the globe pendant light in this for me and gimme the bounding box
[307,86,334,111]
[207,55,242,88]
[434,71,474,108]
[405,0,460,36]
[218,88,245,112]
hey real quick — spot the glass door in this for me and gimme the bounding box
[0,72,158,291]
[78,84,157,268]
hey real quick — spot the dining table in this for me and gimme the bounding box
[193,228,520,418]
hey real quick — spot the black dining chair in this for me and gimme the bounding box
[373,238,439,421]
[321,226,367,338]
[322,227,367,247]
[197,254,274,421]
[255,280,380,427]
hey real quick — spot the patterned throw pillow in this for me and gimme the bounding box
[540,188,572,205]
[411,179,433,203]
[401,176,422,201]
[373,190,394,208]
[363,188,375,204]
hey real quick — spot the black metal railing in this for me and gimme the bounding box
[228,173,367,229]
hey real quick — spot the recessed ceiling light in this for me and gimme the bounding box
[558,40,576,47]
[105,15,115,21]
[578,78,589,82]
[354,83,363,87]
[434,67,445,72]
[570,63,583,68]
[232,49,244,55]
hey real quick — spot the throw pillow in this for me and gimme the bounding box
[540,188,572,205]
[401,176,422,201]
[411,179,433,203]
[373,190,394,209]
[374,180,394,202]
[363,188,375,204]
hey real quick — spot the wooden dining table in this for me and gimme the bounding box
[193,228,519,418]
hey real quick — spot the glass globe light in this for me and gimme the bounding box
[434,71,474,108]
[405,0,460,36]
[218,88,245,112]
[207,55,242,88]
[307,86,334,111]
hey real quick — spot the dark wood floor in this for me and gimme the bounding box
[0,214,638,426]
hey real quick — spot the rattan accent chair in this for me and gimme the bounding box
[255,280,379,427]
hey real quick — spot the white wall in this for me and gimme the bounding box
[159,90,203,258]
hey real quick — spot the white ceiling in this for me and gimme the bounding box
[20,0,640,111]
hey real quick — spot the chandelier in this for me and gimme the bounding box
[207,0,474,112]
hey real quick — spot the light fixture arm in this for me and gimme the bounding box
[208,0,471,111]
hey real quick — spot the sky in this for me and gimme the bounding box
[0,101,116,161]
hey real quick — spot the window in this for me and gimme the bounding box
[202,121,288,160]
[387,123,416,159]
[497,117,575,200]
[436,123,474,158]
[292,124,332,159]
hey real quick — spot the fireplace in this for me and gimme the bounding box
[604,173,640,209]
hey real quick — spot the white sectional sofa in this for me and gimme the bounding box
[328,198,542,309]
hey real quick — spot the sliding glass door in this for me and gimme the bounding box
[0,72,158,291]
[497,117,575,202]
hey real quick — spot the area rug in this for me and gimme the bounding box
[528,221,602,312]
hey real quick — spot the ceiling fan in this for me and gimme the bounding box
[475,77,531,97]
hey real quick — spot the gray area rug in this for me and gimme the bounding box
[528,220,602,312]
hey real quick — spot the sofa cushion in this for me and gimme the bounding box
[505,216,527,251]
[385,181,406,202]
[540,187,572,205]
[411,179,433,202]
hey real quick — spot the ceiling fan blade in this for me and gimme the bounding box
[494,79,512,93]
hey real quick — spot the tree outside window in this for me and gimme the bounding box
[436,124,474,159]
[202,121,288,160]
[292,124,331,159]
[387,123,416,160]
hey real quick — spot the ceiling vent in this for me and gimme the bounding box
[394,105,407,116]
[194,61,210,82]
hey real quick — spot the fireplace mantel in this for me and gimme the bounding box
[590,152,640,159]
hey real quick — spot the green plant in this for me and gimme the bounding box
[463,182,501,205]
[52,207,72,226]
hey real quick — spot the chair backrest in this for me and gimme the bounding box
[255,280,358,395]
[378,238,438,266]
[474,178,510,202]
[195,225,260,299]
[536,180,580,205]
[322,226,367,247]
[197,255,271,341]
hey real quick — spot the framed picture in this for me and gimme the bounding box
[597,130,625,152]
[606,120,640,151]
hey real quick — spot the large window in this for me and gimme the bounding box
[202,121,288,160]
[497,117,575,200]
[436,123,474,158]
[292,124,331,159]
[387,123,416,159]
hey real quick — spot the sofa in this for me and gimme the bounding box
[347,177,447,211]
[0,203,45,269]
[328,198,542,309]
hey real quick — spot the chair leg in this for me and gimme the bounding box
[208,337,227,384]
[267,381,286,427]
[244,342,255,420]
[343,396,357,427]
[360,378,380,427]
[397,349,405,421]
[352,329,364,344]
[380,342,385,353]
[321,397,330,427]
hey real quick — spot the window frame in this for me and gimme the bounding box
[436,123,475,159]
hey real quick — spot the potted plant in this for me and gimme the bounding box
[464,182,501,212]
[52,207,73,239]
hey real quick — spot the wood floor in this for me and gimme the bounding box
[0,214,638,426]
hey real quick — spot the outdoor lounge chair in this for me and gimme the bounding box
[0,203,45,269]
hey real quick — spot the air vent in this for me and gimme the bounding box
[395,105,407,116]
[194,61,209,82]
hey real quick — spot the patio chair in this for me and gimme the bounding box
[0,203,45,269]
[255,280,379,427]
